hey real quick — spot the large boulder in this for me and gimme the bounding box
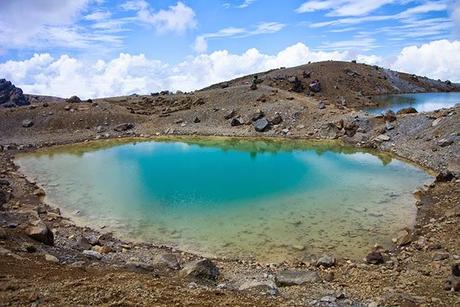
[179,259,219,281]
[397,107,418,115]
[384,110,397,122]
[25,220,54,246]
[254,118,270,132]
[0,79,29,107]
[154,253,180,270]
[316,255,336,267]
[290,77,304,93]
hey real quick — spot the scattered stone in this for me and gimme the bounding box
[45,254,59,263]
[374,134,391,142]
[324,272,334,282]
[394,228,411,246]
[76,236,92,250]
[25,220,54,246]
[290,77,304,93]
[224,110,237,120]
[231,117,244,126]
[254,118,270,132]
[154,253,180,270]
[435,171,454,183]
[22,119,33,128]
[239,280,278,295]
[251,110,264,121]
[432,117,443,127]
[384,110,397,122]
[385,121,394,131]
[66,95,81,103]
[316,255,336,267]
[180,259,219,281]
[93,245,112,254]
[437,138,454,147]
[275,270,320,286]
[397,107,417,115]
[114,123,134,132]
[318,101,325,109]
[83,250,102,260]
[433,251,450,261]
[0,228,7,240]
[366,251,385,265]
[309,80,321,93]
[270,113,283,125]
[193,116,201,123]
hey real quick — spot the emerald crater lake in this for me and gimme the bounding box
[16,138,432,262]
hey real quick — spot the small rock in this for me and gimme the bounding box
[254,118,270,132]
[270,113,283,125]
[114,123,134,132]
[318,101,325,109]
[239,280,278,295]
[93,245,112,254]
[0,228,7,240]
[435,171,454,183]
[276,270,320,286]
[224,109,237,120]
[66,95,81,103]
[251,110,265,121]
[309,80,321,93]
[366,251,385,265]
[180,259,219,281]
[433,251,450,261]
[45,254,59,263]
[83,250,102,260]
[397,107,418,115]
[374,134,391,142]
[231,117,244,127]
[438,138,454,147]
[384,110,397,122]
[77,236,92,250]
[316,255,336,267]
[25,220,54,246]
[22,119,33,128]
[193,116,201,123]
[385,121,394,131]
[394,228,411,246]
[154,253,180,270]
[432,117,443,127]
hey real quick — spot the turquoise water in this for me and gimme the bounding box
[16,139,432,262]
[368,92,460,114]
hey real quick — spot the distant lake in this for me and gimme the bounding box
[16,138,431,262]
[368,92,460,114]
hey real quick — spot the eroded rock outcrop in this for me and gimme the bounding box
[0,79,29,107]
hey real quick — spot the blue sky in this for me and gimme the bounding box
[0,0,459,98]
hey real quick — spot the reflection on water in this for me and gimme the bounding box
[368,92,460,114]
[16,138,432,262]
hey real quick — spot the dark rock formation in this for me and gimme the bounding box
[397,107,418,115]
[436,171,454,183]
[384,110,397,122]
[231,117,244,126]
[309,80,321,93]
[0,79,29,107]
[290,77,304,93]
[270,113,283,125]
[366,251,385,264]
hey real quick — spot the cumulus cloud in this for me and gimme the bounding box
[391,39,460,81]
[1,40,459,99]
[124,1,197,33]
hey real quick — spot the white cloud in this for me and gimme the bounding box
[2,40,459,99]
[194,22,286,53]
[237,0,257,9]
[391,39,460,81]
[296,0,396,17]
[453,0,460,36]
[124,1,197,33]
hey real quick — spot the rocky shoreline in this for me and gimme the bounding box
[1,61,459,306]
